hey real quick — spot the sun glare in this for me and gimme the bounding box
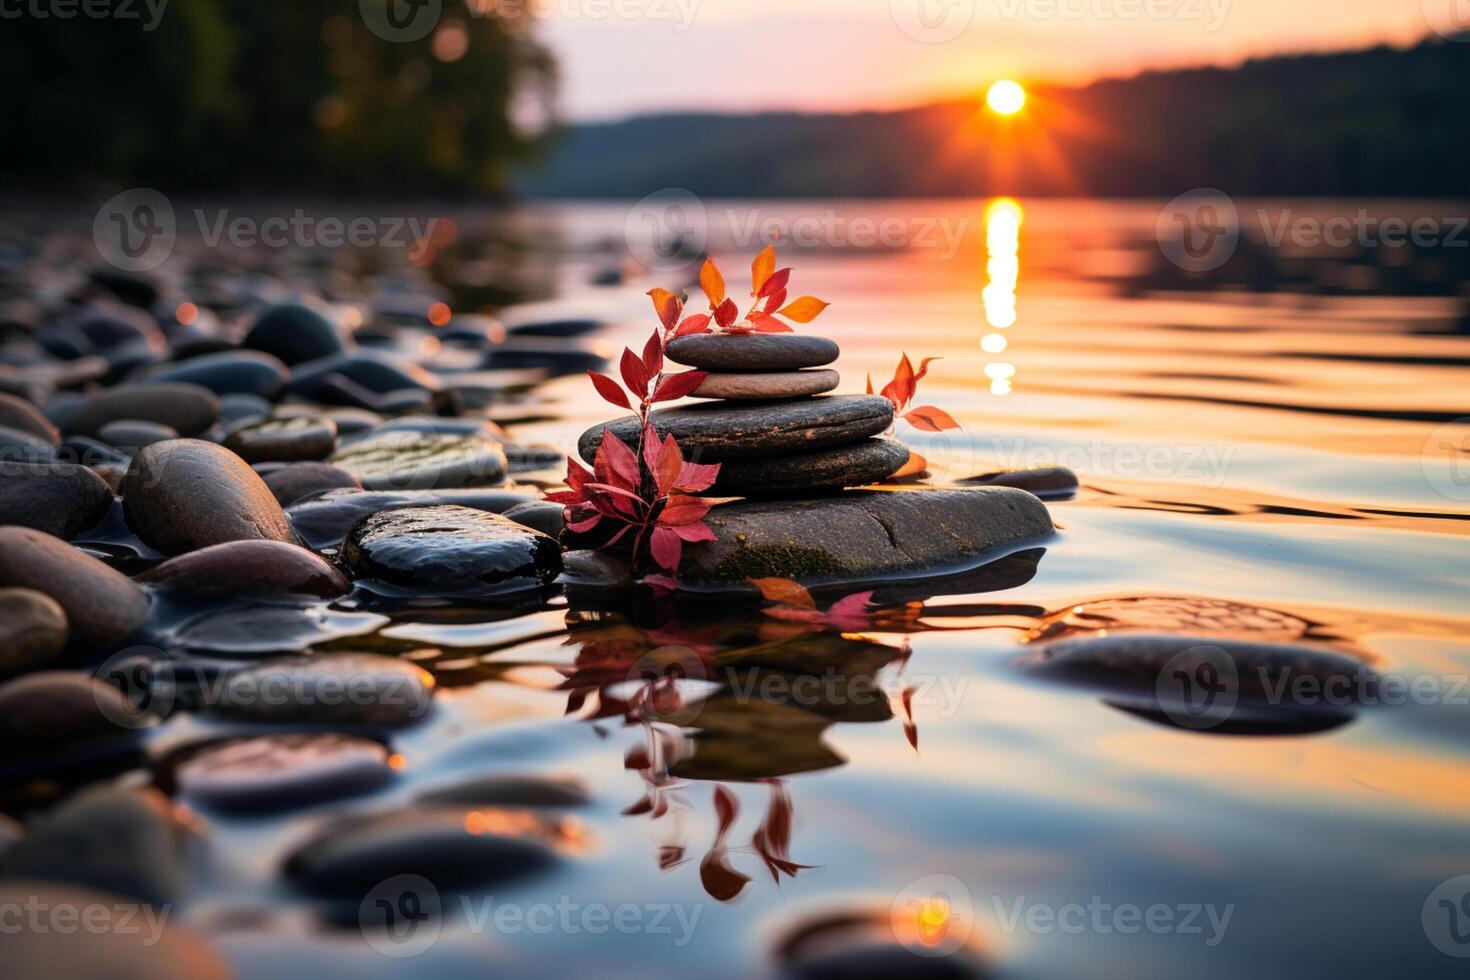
[986,80,1026,116]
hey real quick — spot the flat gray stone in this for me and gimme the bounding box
[691,368,840,400]
[332,432,507,491]
[579,394,894,462]
[666,333,839,371]
[710,437,909,497]
[678,488,1054,584]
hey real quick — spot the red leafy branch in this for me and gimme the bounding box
[646,244,829,339]
[868,353,960,432]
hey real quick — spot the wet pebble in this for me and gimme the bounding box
[206,653,434,727]
[282,805,557,896]
[0,671,151,748]
[120,439,295,554]
[98,418,178,450]
[332,432,507,491]
[145,350,290,400]
[962,465,1079,497]
[0,526,149,649]
[60,381,219,439]
[242,301,351,365]
[0,788,188,907]
[0,461,115,539]
[341,504,562,595]
[169,733,395,812]
[0,588,68,675]
[289,350,441,397]
[216,392,273,427]
[262,461,362,506]
[416,774,589,808]
[136,539,351,598]
[285,487,533,550]
[503,500,565,539]
[1,882,230,980]
[0,390,59,442]
[224,415,337,463]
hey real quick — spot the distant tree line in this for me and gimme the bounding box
[520,38,1470,199]
[0,0,555,195]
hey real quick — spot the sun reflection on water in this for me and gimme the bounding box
[983,197,1021,394]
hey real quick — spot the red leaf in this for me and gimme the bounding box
[713,784,739,833]
[658,495,712,526]
[652,433,684,496]
[903,405,960,432]
[763,289,787,314]
[825,591,874,628]
[748,313,792,333]
[750,577,816,609]
[672,521,716,543]
[714,298,739,328]
[649,526,682,571]
[674,459,721,494]
[565,456,594,493]
[642,330,664,378]
[699,849,751,903]
[751,245,777,295]
[619,348,650,397]
[648,288,682,331]
[700,258,726,306]
[588,371,631,410]
[912,356,942,385]
[652,370,707,403]
[881,353,915,409]
[758,267,791,300]
[674,314,712,337]
[595,430,641,489]
[567,512,603,534]
[586,482,645,519]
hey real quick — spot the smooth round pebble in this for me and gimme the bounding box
[0,526,150,649]
[171,733,395,812]
[666,333,839,371]
[0,588,68,675]
[332,432,508,491]
[145,350,290,400]
[207,653,435,727]
[0,461,115,539]
[691,368,840,400]
[98,418,178,450]
[709,437,910,496]
[224,415,337,463]
[341,505,562,595]
[136,540,351,598]
[60,382,219,439]
[262,461,362,506]
[0,390,59,442]
[416,774,589,808]
[242,301,351,366]
[120,439,295,555]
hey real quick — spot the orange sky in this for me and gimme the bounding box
[534,0,1450,120]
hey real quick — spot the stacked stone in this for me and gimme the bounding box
[577,334,909,497]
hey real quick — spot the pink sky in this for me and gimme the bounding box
[532,0,1449,120]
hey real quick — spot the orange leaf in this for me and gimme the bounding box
[750,577,816,609]
[700,258,726,307]
[865,373,874,395]
[751,245,776,295]
[903,405,960,432]
[777,296,828,323]
[647,288,681,330]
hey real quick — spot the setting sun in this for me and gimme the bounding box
[986,80,1026,115]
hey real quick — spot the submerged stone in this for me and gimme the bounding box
[286,487,533,550]
[332,432,507,491]
[170,733,395,812]
[341,504,561,595]
[678,488,1054,584]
